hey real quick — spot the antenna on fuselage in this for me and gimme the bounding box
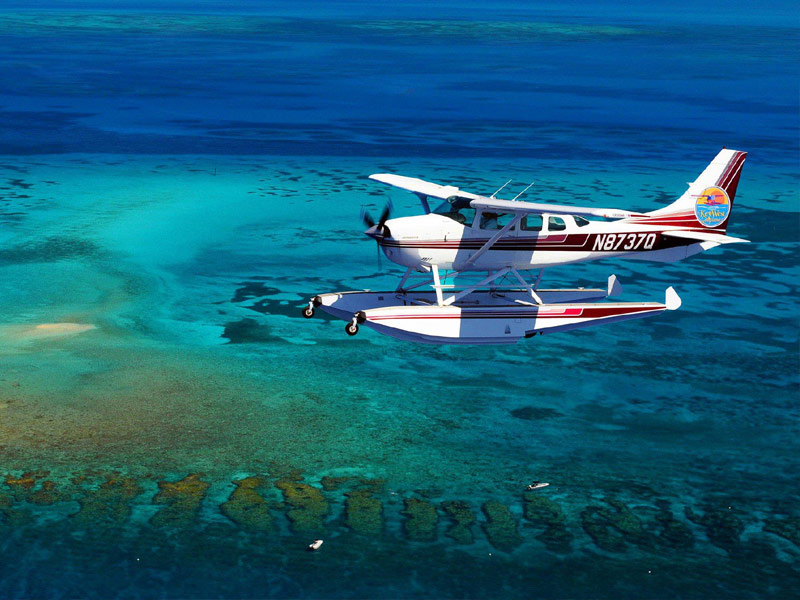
[511,181,535,201]
[490,179,513,198]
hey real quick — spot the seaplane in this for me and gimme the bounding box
[303,148,747,344]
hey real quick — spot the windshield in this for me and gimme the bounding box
[432,196,475,226]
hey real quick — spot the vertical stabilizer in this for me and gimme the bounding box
[630,149,747,233]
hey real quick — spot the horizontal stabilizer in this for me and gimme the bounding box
[662,230,750,244]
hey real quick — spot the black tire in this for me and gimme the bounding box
[302,306,314,319]
[345,322,359,336]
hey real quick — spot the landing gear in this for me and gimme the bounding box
[346,311,366,336]
[302,297,322,319]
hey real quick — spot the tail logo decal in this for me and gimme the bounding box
[694,186,730,228]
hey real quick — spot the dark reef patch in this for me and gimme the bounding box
[510,406,563,421]
[654,500,694,549]
[523,493,573,552]
[403,497,438,542]
[344,489,384,534]
[0,236,100,265]
[220,476,273,532]
[151,474,210,529]
[763,516,800,548]
[221,318,277,344]
[581,498,649,552]
[275,472,328,533]
[685,504,745,552]
[8,178,33,189]
[72,476,144,529]
[231,281,282,303]
[441,500,475,545]
[482,500,522,552]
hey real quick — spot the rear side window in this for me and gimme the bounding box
[549,216,566,231]
[574,216,590,227]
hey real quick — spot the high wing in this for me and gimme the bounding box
[470,198,647,220]
[368,174,481,202]
[369,173,646,219]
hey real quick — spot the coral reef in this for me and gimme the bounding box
[581,498,646,552]
[763,516,800,548]
[221,318,276,344]
[509,406,562,420]
[5,472,68,506]
[5,472,38,495]
[685,504,744,551]
[523,494,573,552]
[5,471,48,502]
[344,489,383,535]
[441,500,475,545]
[29,480,67,505]
[220,476,272,533]
[320,476,351,491]
[72,476,143,528]
[402,497,438,542]
[275,473,328,533]
[0,492,32,526]
[653,501,693,549]
[482,500,522,552]
[151,474,210,529]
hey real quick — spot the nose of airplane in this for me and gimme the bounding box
[364,220,392,241]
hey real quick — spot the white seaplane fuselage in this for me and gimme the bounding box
[379,213,715,272]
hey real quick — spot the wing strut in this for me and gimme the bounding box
[415,194,431,214]
[462,214,523,270]
[441,268,511,306]
[510,269,544,304]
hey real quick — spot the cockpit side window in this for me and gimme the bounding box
[432,196,475,226]
[520,214,543,232]
[549,216,566,231]
[479,211,514,230]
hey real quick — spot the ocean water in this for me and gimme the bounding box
[0,2,798,598]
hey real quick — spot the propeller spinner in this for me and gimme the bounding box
[361,201,392,240]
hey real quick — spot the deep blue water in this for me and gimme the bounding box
[0,1,798,598]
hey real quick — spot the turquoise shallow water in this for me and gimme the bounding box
[0,153,797,598]
[0,1,798,597]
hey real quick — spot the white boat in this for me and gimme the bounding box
[525,482,550,491]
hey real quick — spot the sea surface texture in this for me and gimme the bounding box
[0,1,798,598]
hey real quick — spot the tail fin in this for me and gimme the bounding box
[634,149,747,233]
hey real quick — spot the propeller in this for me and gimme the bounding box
[361,200,393,270]
[361,200,393,239]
